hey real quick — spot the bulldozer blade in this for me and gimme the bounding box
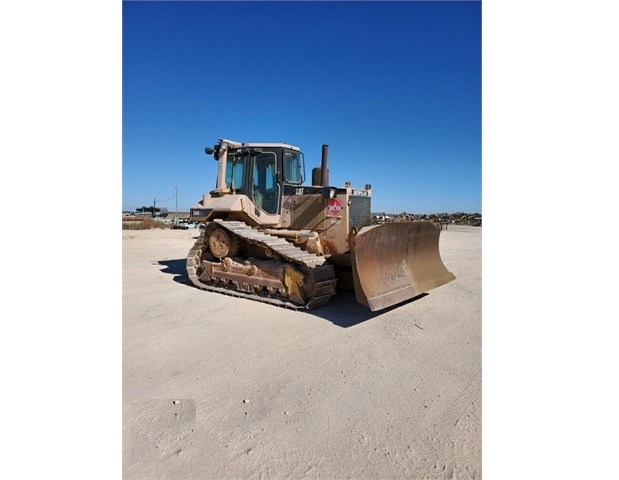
[351,222,455,311]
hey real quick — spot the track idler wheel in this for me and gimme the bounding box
[206,226,240,259]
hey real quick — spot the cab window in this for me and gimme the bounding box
[225,153,244,191]
[283,150,304,184]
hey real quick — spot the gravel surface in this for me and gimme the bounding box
[122,225,482,479]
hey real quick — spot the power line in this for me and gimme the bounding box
[154,192,175,204]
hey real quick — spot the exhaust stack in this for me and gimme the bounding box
[321,144,329,186]
[311,144,330,186]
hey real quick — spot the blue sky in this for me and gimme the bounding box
[122,1,481,214]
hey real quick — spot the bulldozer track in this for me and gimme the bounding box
[186,219,338,309]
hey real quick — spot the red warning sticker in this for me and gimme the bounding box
[327,198,343,216]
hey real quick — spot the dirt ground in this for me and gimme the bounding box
[122,225,482,479]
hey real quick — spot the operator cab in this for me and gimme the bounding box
[213,143,305,215]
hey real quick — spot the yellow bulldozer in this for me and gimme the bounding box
[187,139,455,311]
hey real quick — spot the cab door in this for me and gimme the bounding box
[251,151,280,214]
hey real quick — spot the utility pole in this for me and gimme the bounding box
[174,186,178,225]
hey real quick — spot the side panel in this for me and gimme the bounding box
[286,193,326,231]
[284,191,349,255]
[281,188,372,256]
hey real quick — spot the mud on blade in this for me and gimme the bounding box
[351,222,456,311]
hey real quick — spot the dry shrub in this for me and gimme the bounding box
[122,217,168,230]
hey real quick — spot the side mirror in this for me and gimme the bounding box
[205,145,220,160]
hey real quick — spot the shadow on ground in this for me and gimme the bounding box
[158,259,189,284]
[157,258,427,328]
